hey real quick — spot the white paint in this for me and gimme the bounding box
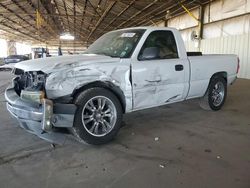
[131,58,188,110]
[15,54,119,73]
[14,27,238,113]
[188,55,238,98]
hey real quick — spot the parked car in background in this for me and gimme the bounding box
[4,55,29,64]
[0,58,4,65]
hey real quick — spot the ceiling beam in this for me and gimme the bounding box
[10,0,52,39]
[87,1,116,41]
[138,0,212,27]
[114,0,158,29]
[62,0,70,33]
[26,0,57,37]
[138,0,197,26]
[79,0,90,38]
[0,2,38,33]
[130,1,187,27]
[125,1,174,27]
[84,0,101,35]
[0,12,172,20]
[102,0,136,32]
[1,22,45,43]
[88,0,102,17]
[73,0,76,36]
[0,1,54,41]
[53,0,66,32]
[39,0,62,33]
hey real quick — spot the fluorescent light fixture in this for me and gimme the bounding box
[60,33,75,40]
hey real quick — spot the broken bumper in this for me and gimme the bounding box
[5,87,76,144]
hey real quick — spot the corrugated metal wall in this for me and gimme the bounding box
[185,33,250,79]
[172,0,250,79]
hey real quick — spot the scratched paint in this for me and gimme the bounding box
[14,54,133,112]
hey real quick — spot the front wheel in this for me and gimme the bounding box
[199,76,227,111]
[72,88,123,145]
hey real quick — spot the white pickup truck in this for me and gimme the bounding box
[5,27,239,145]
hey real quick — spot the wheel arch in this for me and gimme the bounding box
[71,81,126,113]
[202,71,228,97]
[210,71,228,83]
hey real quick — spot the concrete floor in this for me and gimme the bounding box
[0,71,249,188]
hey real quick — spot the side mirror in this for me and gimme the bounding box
[139,47,159,60]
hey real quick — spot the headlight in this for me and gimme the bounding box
[20,90,45,103]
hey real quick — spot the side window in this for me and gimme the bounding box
[138,30,179,60]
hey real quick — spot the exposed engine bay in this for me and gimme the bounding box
[12,68,46,95]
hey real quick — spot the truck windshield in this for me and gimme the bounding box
[85,29,146,58]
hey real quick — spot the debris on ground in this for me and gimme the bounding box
[51,143,56,149]
[154,137,159,141]
[204,149,212,153]
[159,164,166,168]
[216,155,222,159]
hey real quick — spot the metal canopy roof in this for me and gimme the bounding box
[0,0,211,46]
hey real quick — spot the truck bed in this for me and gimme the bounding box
[186,54,238,99]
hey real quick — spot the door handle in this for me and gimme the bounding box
[175,64,184,71]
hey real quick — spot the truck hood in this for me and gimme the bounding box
[14,54,120,73]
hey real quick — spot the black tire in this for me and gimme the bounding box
[199,76,227,111]
[71,87,123,145]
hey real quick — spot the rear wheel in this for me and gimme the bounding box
[72,88,123,145]
[199,76,227,111]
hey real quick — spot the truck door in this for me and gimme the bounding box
[131,30,188,110]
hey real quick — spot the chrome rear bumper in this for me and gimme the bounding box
[5,87,76,144]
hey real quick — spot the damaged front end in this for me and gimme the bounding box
[5,68,76,144]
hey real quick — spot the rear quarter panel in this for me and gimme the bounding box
[187,54,238,99]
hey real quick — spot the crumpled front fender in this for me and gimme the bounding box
[45,61,133,112]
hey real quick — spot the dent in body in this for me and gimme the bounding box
[131,59,187,111]
[45,59,133,112]
[133,84,184,110]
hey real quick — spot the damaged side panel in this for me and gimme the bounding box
[45,59,133,112]
[131,58,189,110]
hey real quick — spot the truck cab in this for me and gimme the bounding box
[129,28,190,110]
